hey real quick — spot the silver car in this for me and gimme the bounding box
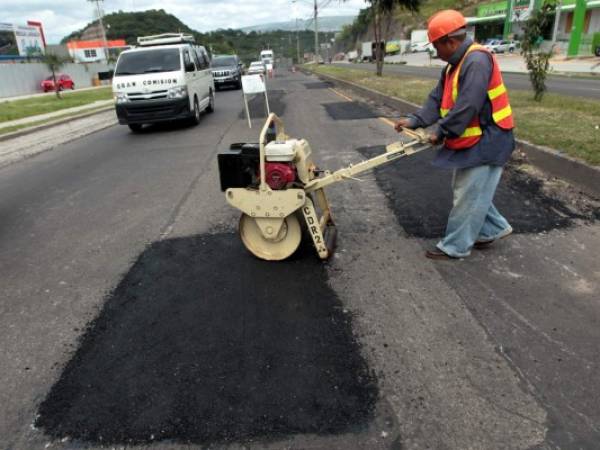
[247,61,266,75]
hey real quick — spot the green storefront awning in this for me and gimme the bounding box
[467,14,506,24]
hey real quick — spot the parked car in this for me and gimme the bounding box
[484,39,520,54]
[41,74,75,92]
[410,41,430,53]
[211,54,242,90]
[247,61,266,75]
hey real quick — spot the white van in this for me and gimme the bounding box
[260,49,274,66]
[112,33,215,132]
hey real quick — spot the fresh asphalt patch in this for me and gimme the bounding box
[239,89,286,119]
[35,233,378,446]
[323,102,378,121]
[358,146,598,238]
[304,81,334,89]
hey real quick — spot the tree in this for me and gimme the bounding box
[41,52,69,99]
[520,1,556,101]
[365,0,420,76]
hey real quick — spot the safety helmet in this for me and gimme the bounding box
[427,10,467,43]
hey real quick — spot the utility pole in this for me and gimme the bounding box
[296,19,301,63]
[314,0,319,62]
[88,0,108,63]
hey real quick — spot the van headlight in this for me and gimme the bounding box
[167,86,188,99]
[113,91,128,104]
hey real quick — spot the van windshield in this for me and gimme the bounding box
[115,48,181,76]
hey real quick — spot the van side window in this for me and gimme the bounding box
[183,50,195,72]
[196,49,209,70]
[192,49,203,69]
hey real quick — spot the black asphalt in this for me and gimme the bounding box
[342,62,600,100]
[36,234,377,445]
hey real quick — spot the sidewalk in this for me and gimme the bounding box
[0,100,113,131]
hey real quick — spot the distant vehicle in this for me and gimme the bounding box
[247,61,266,75]
[260,50,274,66]
[410,29,429,53]
[361,41,385,62]
[111,33,215,133]
[361,41,373,61]
[211,54,242,90]
[346,50,358,61]
[484,39,519,53]
[410,41,429,52]
[41,74,75,92]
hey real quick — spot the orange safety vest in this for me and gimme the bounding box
[440,43,514,150]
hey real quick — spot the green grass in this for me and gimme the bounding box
[308,65,600,166]
[0,105,113,136]
[0,88,113,123]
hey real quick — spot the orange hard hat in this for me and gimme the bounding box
[427,10,467,43]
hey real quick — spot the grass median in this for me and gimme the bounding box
[0,87,113,124]
[308,65,600,166]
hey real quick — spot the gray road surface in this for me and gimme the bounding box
[340,62,600,100]
[1,71,599,449]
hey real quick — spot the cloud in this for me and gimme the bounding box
[3,0,366,43]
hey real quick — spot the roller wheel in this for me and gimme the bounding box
[239,213,301,261]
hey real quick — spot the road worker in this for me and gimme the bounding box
[395,9,515,260]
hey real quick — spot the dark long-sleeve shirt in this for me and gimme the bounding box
[407,38,515,169]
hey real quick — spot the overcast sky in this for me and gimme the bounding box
[3,0,367,44]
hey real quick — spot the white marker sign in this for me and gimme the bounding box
[241,74,270,128]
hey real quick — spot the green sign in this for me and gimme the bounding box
[477,1,508,17]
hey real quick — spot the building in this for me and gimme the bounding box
[67,39,128,63]
[0,21,46,60]
[466,0,600,56]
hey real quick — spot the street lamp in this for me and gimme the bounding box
[87,0,109,63]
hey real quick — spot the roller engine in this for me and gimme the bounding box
[218,139,315,192]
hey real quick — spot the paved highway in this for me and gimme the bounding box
[1,71,599,449]
[340,62,600,100]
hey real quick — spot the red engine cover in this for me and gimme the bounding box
[265,162,296,190]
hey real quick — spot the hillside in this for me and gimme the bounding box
[338,0,485,50]
[60,9,336,63]
[61,9,197,45]
[241,16,356,32]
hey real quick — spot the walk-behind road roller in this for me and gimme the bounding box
[218,113,431,261]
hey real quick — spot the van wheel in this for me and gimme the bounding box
[595,46,600,57]
[191,96,201,125]
[206,90,215,114]
[128,124,143,133]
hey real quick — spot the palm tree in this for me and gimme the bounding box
[41,52,68,99]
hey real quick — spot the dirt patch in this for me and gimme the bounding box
[358,146,599,238]
[323,102,378,121]
[35,233,378,446]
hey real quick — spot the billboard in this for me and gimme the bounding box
[511,0,535,22]
[0,22,45,57]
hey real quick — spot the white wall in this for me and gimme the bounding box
[69,47,108,63]
[0,62,113,98]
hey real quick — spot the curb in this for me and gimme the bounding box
[0,105,114,142]
[303,68,600,198]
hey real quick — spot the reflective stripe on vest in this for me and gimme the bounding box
[439,43,514,150]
